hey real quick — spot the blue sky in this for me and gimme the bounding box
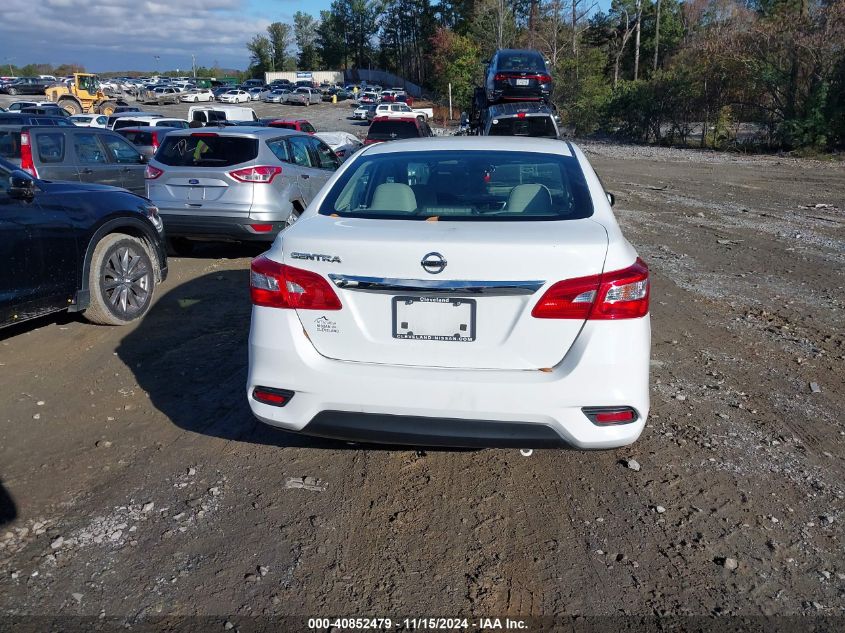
[0,0,609,74]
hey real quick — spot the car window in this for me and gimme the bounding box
[309,137,339,171]
[156,134,259,167]
[497,52,546,73]
[0,131,22,159]
[102,135,142,164]
[488,115,558,138]
[157,120,188,128]
[319,150,592,221]
[97,116,108,125]
[287,136,314,167]
[367,120,419,141]
[301,122,316,134]
[266,138,290,162]
[74,133,107,164]
[36,132,66,163]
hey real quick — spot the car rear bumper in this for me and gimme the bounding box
[247,309,650,449]
[158,212,285,241]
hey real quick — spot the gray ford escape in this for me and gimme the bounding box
[145,127,341,250]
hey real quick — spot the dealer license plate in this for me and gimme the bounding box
[392,296,476,342]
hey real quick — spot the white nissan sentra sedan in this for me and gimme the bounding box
[247,137,650,449]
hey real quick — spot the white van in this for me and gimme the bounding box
[188,105,258,125]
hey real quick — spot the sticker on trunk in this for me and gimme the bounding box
[314,316,339,333]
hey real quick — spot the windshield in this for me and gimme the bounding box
[367,120,419,141]
[156,135,258,167]
[318,150,593,221]
[488,115,558,138]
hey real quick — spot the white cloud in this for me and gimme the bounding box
[0,0,272,70]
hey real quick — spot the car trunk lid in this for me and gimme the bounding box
[285,216,608,370]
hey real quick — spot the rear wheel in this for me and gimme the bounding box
[97,100,117,116]
[58,98,82,115]
[7,87,17,96]
[84,234,155,326]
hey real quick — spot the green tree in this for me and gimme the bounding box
[429,27,481,111]
[267,22,293,72]
[294,11,321,69]
[246,34,273,77]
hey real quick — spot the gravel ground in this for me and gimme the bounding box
[0,98,843,629]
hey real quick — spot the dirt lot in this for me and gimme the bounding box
[0,101,844,628]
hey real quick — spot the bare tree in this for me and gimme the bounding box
[653,0,661,71]
[633,0,642,80]
[612,7,636,87]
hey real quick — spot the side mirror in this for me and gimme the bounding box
[8,171,36,201]
[605,191,616,207]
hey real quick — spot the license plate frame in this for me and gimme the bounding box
[392,296,476,342]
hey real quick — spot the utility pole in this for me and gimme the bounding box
[192,54,196,78]
[154,55,160,75]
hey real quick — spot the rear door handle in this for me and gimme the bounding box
[81,168,93,174]
[121,167,132,172]
[300,174,310,180]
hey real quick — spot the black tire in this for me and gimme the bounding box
[84,234,155,326]
[97,100,117,116]
[58,98,82,115]
[7,87,17,96]
[167,237,195,256]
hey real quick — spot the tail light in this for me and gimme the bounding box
[494,73,509,81]
[20,132,37,178]
[537,74,552,84]
[145,164,163,179]
[230,165,282,183]
[250,256,341,310]
[151,131,160,153]
[532,258,649,320]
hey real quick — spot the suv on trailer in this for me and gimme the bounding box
[481,102,561,139]
[144,127,341,251]
[484,49,553,105]
[0,156,167,328]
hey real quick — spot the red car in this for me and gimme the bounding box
[266,119,316,134]
[395,93,414,107]
[363,116,434,145]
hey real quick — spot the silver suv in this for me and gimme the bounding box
[145,127,340,248]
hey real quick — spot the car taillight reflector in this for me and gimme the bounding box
[145,165,163,179]
[250,256,342,310]
[19,132,37,178]
[582,407,638,425]
[230,165,282,183]
[250,223,273,232]
[252,386,294,407]
[532,258,649,320]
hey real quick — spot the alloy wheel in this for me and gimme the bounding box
[101,245,151,319]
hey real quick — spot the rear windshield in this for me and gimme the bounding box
[488,115,558,138]
[319,150,593,221]
[119,131,153,146]
[367,120,419,141]
[0,131,22,159]
[497,53,547,73]
[155,135,259,167]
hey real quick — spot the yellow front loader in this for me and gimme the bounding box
[46,73,125,116]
